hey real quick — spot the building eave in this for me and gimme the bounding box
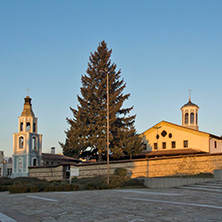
[140,120,219,139]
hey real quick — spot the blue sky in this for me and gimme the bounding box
[1,1,222,156]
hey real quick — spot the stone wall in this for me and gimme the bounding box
[29,165,64,181]
[71,154,222,178]
[71,161,142,178]
[148,154,222,177]
[29,154,222,181]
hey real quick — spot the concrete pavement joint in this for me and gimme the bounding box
[0,212,17,222]
[124,197,222,210]
[117,190,183,196]
[27,195,58,202]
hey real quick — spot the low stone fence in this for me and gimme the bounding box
[29,153,222,183]
[70,160,146,178]
[70,153,222,179]
[29,165,64,181]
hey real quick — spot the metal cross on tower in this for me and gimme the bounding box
[27,88,30,96]
[188,88,192,101]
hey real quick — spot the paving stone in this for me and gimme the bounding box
[1,186,222,221]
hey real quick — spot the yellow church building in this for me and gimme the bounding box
[141,96,222,155]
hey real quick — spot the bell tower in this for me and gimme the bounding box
[12,95,42,178]
[181,91,199,131]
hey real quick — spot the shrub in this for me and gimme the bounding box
[123,178,145,187]
[86,183,96,190]
[43,185,55,192]
[30,185,45,193]
[192,173,213,178]
[30,185,39,192]
[0,177,13,186]
[63,184,79,191]
[7,174,144,193]
[71,177,78,183]
[12,177,48,186]
[9,185,30,193]
[114,168,127,177]
[85,176,108,190]
[0,185,9,192]
[61,180,70,185]
[108,175,124,188]
[54,184,64,191]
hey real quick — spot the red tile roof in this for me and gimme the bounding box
[140,148,207,158]
[42,153,82,163]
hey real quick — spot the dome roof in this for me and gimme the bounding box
[181,98,199,109]
[21,96,35,117]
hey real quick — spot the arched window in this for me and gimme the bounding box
[33,123,36,132]
[185,113,189,124]
[33,158,37,166]
[19,137,24,149]
[196,113,198,124]
[190,113,194,124]
[20,122,23,132]
[26,122,30,131]
[32,137,36,150]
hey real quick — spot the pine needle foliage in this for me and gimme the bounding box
[60,41,141,160]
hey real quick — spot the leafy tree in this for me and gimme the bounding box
[61,41,140,161]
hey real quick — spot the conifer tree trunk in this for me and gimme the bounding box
[98,150,103,162]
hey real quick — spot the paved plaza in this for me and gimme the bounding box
[1,182,222,222]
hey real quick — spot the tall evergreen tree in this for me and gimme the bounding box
[122,126,144,159]
[61,41,140,160]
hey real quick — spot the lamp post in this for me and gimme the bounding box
[100,69,109,185]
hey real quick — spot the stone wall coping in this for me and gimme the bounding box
[29,165,63,169]
[29,152,222,169]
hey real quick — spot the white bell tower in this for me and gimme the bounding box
[181,91,199,131]
[12,95,42,177]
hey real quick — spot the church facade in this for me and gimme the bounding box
[12,96,42,178]
[142,96,222,154]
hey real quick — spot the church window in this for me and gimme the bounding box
[33,158,37,166]
[162,142,166,149]
[185,113,189,124]
[7,168,12,176]
[215,141,217,149]
[154,143,157,150]
[172,141,176,148]
[161,130,167,137]
[169,133,172,138]
[19,137,24,149]
[33,123,36,132]
[183,140,188,148]
[26,122,30,131]
[20,122,23,132]
[190,113,194,124]
[156,134,159,139]
[196,113,198,124]
[32,137,36,150]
